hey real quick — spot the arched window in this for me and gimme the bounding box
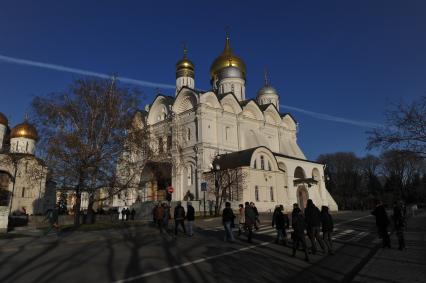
[255,186,259,202]
[21,187,25,198]
[158,138,163,154]
[253,159,257,169]
[225,126,230,141]
[25,142,28,152]
[187,128,191,141]
[187,165,193,186]
[260,155,265,170]
[270,187,274,201]
[268,161,272,171]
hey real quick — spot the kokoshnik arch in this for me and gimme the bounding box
[112,35,338,212]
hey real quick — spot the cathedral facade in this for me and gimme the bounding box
[115,36,338,212]
[0,114,53,216]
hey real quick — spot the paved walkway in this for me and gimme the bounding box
[352,211,426,283]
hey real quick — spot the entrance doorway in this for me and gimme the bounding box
[297,185,309,210]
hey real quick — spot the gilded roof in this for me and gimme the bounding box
[210,36,246,79]
[10,121,38,140]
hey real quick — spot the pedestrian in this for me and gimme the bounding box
[237,203,245,236]
[187,202,195,236]
[155,202,165,233]
[222,202,235,242]
[44,206,60,236]
[121,208,126,221]
[126,208,131,221]
[372,199,391,248]
[305,199,327,254]
[320,205,334,255]
[250,202,260,230]
[291,205,309,262]
[130,208,136,220]
[272,205,289,245]
[163,203,171,232]
[245,202,256,243]
[174,201,186,236]
[393,201,406,250]
[152,203,158,224]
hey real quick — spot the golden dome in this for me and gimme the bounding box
[0,112,8,126]
[210,36,246,80]
[176,46,195,78]
[10,121,38,140]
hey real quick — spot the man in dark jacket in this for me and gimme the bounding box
[291,206,309,262]
[222,202,235,242]
[372,200,391,248]
[393,201,406,250]
[305,199,326,254]
[186,202,195,237]
[272,205,289,245]
[320,206,334,254]
[174,201,186,236]
[250,202,260,230]
[245,202,256,243]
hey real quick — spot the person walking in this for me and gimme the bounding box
[44,206,60,236]
[130,208,136,220]
[393,201,406,250]
[222,202,235,242]
[154,202,165,233]
[174,201,186,236]
[245,202,256,243]
[237,203,245,236]
[272,205,289,245]
[305,199,327,254]
[291,206,309,262]
[186,202,195,237]
[163,203,171,232]
[250,202,260,230]
[121,208,126,221]
[372,200,391,248]
[320,206,334,255]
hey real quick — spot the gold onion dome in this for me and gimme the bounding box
[0,112,8,126]
[210,36,246,80]
[11,121,38,141]
[176,46,195,78]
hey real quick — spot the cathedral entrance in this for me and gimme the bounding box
[138,162,172,202]
[297,185,309,210]
[0,171,11,206]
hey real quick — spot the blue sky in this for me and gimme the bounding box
[0,1,425,160]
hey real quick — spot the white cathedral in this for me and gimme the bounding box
[0,114,54,220]
[114,35,337,212]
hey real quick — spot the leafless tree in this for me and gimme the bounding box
[31,78,148,226]
[203,167,247,216]
[367,96,426,158]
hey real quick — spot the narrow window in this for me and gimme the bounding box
[225,126,230,141]
[268,161,272,171]
[187,128,191,141]
[26,142,29,152]
[21,187,25,198]
[187,165,193,186]
[158,138,163,154]
[167,135,172,150]
[260,155,265,170]
[16,141,18,151]
[231,84,234,93]
[255,186,259,202]
[270,187,274,201]
[253,159,257,169]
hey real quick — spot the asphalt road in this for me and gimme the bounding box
[0,211,382,283]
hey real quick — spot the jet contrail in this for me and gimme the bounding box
[0,53,175,89]
[281,104,383,129]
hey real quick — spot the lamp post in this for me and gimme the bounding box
[214,164,220,215]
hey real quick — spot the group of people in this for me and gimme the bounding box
[120,207,136,221]
[222,199,334,262]
[371,200,406,250]
[152,201,195,236]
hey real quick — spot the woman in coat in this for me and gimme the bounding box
[320,206,334,254]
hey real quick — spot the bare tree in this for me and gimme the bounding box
[203,167,246,216]
[31,78,147,226]
[367,96,426,158]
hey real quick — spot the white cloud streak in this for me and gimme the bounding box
[0,53,175,89]
[281,104,383,129]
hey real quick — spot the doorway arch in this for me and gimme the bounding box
[297,185,309,210]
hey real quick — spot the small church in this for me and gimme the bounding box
[113,35,338,212]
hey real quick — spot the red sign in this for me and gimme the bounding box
[167,186,174,193]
